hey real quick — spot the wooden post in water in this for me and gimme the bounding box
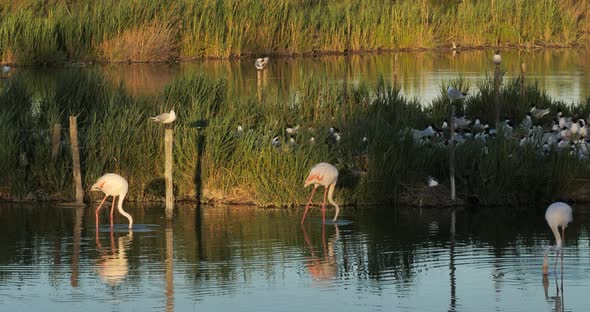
[520,63,526,97]
[393,53,399,90]
[51,123,61,162]
[494,62,501,128]
[165,125,174,219]
[69,116,84,204]
[449,105,456,202]
[257,70,263,102]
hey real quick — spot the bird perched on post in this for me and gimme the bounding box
[301,163,340,224]
[493,50,502,65]
[255,57,269,70]
[150,109,176,124]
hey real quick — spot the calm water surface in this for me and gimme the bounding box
[97,49,590,104]
[0,203,589,311]
[14,48,590,105]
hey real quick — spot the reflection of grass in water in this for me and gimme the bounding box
[0,1,588,64]
[1,68,589,206]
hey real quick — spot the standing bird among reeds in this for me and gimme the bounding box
[1,65,9,74]
[150,109,176,124]
[255,57,269,70]
[301,163,340,224]
[447,86,467,101]
[91,173,133,229]
[530,105,550,119]
[543,202,573,275]
[520,112,532,130]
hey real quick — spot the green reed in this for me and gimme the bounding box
[1,0,588,64]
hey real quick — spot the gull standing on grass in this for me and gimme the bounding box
[447,86,467,101]
[150,109,176,124]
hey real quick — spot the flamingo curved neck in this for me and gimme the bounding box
[550,224,562,247]
[117,193,133,229]
[327,184,340,222]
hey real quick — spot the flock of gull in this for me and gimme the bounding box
[410,87,590,160]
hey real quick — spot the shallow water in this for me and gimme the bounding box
[14,48,590,105]
[0,203,588,311]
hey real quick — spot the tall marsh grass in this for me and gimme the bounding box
[1,67,589,208]
[0,0,588,64]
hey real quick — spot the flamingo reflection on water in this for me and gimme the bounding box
[543,202,573,275]
[95,230,133,286]
[91,173,134,229]
[301,223,339,282]
[301,162,340,224]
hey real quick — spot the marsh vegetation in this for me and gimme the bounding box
[1,65,589,208]
[1,0,589,64]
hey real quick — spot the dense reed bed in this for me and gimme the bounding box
[1,0,588,64]
[1,67,589,208]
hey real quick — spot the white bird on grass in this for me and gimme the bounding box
[255,57,269,70]
[427,176,439,187]
[301,162,340,224]
[453,116,471,128]
[521,113,532,130]
[150,110,176,124]
[542,202,573,275]
[570,118,580,135]
[472,118,484,133]
[272,136,281,148]
[447,86,467,101]
[413,124,438,140]
[1,65,10,74]
[530,106,550,119]
[578,120,587,138]
[557,113,571,129]
[286,125,300,135]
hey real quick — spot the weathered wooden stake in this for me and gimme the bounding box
[257,70,263,102]
[51,123,61,162]
[69,116,83,204]
[494,63,501,128]
[449,104,456,202]
[520,63,526,97]
[165,125,174,219]
[393,53,399,90]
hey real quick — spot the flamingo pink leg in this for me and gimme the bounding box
[301,186,318,224]
[321,187,328,224]
[561,227,565,264]
[95,195,109,229]
[110,196,116,228]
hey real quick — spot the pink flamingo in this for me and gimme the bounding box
[543,202,573,275]
[301,162,340,224]
[91,173,133,229]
